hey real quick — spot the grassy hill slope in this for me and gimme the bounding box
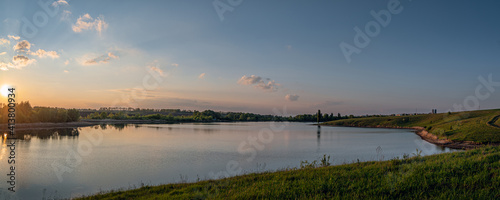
[322,109,500,143]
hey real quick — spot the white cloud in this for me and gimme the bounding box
[171,63,179,67]
[13,55,35,66]
[238,75,262,85]
[72,13,108,35]
[285,94,299,101]
[52,0,68,7]
[63,70,69,73]
[13,40,30,52]
[256,80,278,91]
[238,75,280,91]
[0,38,10,46]
[1,55,37,70]
[0,52,6,56]
[8,35,20,40]
[198,73,206,79]
[64,60,70,65]
[30,49,59,59]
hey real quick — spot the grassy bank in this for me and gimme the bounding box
[322,109,500,143]
[77,146,499,199]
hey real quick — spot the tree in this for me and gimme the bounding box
[317,110,321,124]
[67,109,80,122]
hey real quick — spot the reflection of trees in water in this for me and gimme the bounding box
[12,128,80,140]
[108,124,126,131]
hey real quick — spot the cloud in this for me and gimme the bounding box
[1,38,58,70]
[61,10,72,21]
[285,94,299,101]
[108,52,118,59]
[63,70,69,73]
[82,52,119,65]
[72,13,108,35]
[13,40,30,52]
[149,66,165,76]
[64,60,70,65]
[8,35,20,40]
[30,49,59,59]
[0,38,10,46]
[52,0,68,7]
[255,80,278,91]
[13,55,35,66]
[1,55,37,69]
[238,75,280,91]
[198,73,206,79]
[171,63,179,67]
[238,75,262,85]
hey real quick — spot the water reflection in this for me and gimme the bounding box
[8,128,80,140]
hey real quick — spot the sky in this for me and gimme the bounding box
[0,0,499,115]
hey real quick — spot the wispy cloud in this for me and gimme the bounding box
[0,38,9,46]
[171,63,179,67]
[285,94,299,101]
[149,66,165,77]
[7,35,20,40]
[0,52,6,56]
[72,13,108,35]
[61,10,72,21]
[81,52,119,65]
[30,49,59,59]
[198,73,206,79]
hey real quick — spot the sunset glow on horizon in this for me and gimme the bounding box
[1,1,500,115]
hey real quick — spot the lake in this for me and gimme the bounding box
[0,122,458,199]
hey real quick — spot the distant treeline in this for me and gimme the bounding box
[1,102,359,124]
[84,109,351,122]
[0,101,80,123]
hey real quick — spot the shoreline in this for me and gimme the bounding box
[1,121,497,149]
[321,124,497,150]
[0,119,177,131]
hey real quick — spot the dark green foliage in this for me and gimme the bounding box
[0,102,80,123]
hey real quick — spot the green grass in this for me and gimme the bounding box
[322,109,500,143]
[77,146,500,199]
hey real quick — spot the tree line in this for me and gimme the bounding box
[0,101,80,123]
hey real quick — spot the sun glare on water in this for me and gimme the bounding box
[0,85,10,97]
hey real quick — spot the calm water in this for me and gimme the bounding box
[0,122,458,199]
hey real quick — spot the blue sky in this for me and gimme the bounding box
[0,0,499,115]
